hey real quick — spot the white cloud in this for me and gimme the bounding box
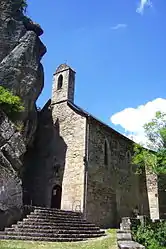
[110,98,166,146]
[136,0,152,14]
[111,23,127,30]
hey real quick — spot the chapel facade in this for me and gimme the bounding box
[23,64,164,228]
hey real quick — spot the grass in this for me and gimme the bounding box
[0,230,117,249]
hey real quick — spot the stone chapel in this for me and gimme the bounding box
[23,64,165,228]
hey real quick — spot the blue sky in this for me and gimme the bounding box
[26,0,166,141]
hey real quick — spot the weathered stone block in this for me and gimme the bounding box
[117,232,132,241]
[118,241,145,249]
[120,217,132,231]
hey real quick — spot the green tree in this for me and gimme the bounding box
[0,86,24,121]
[132,111,166,175]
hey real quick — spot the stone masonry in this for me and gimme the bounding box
[146,172,159,220]
[0,0,164,232]
[51,64,149,226]
[22,63,164,229]
[85,118,149,228]
[51,66,86,212]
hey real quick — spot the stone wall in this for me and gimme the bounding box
[85,118,149,228]
[24,100,87,211]
[22,100,67,207]
[52,101,86,212]
[146,172,159,220]
[52,66,75,104]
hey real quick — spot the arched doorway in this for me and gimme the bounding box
[51,185,62,209]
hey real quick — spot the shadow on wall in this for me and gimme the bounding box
[136,168,150,217]
[158,174,166,219]
[22,100,67,208]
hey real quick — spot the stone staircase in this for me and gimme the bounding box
[0,207,105,242]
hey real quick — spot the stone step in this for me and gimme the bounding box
[31,211,82,219]
[0,234,87,242]
[118,241,145,249]
[0,206,105,242]
[22,218,91,225]
[33,209,82,217]
[5,227,103,235]
[27,213,84,220]
[117,230,131,233]
[14,223,98,229]
[2,231,104,239]
[34,207,81,216]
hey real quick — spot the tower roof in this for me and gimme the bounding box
[55,63,75,75]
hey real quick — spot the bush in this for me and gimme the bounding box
[0,86,24,121]
[132,221,166,249]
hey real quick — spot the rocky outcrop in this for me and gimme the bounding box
[0,0,46,145]
[0,0,44,62]
[0,31,46,145]
[0,0,46,229]
[0,110,26,230]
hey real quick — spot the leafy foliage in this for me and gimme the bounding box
[0,86,24,121]
[20,0,28,13]
[132,111,166,175]
[144,111,166,150]
[14,0,28,13]
[132,222,166,249]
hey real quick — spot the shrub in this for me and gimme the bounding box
[132,221,166,249]
[0,86,24,121]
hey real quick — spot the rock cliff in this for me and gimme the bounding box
[0,0,46,145]
[0,110,26,229]
[0,0,46,229]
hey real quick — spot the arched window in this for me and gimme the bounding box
[57,74,63,90]
[104,140,108,165]
[126,150,131,163]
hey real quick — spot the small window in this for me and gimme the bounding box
[126,150,131,163]
[104,140,108,165]
[57,74,63,90]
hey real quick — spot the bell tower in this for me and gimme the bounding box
[52,64,76,104]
